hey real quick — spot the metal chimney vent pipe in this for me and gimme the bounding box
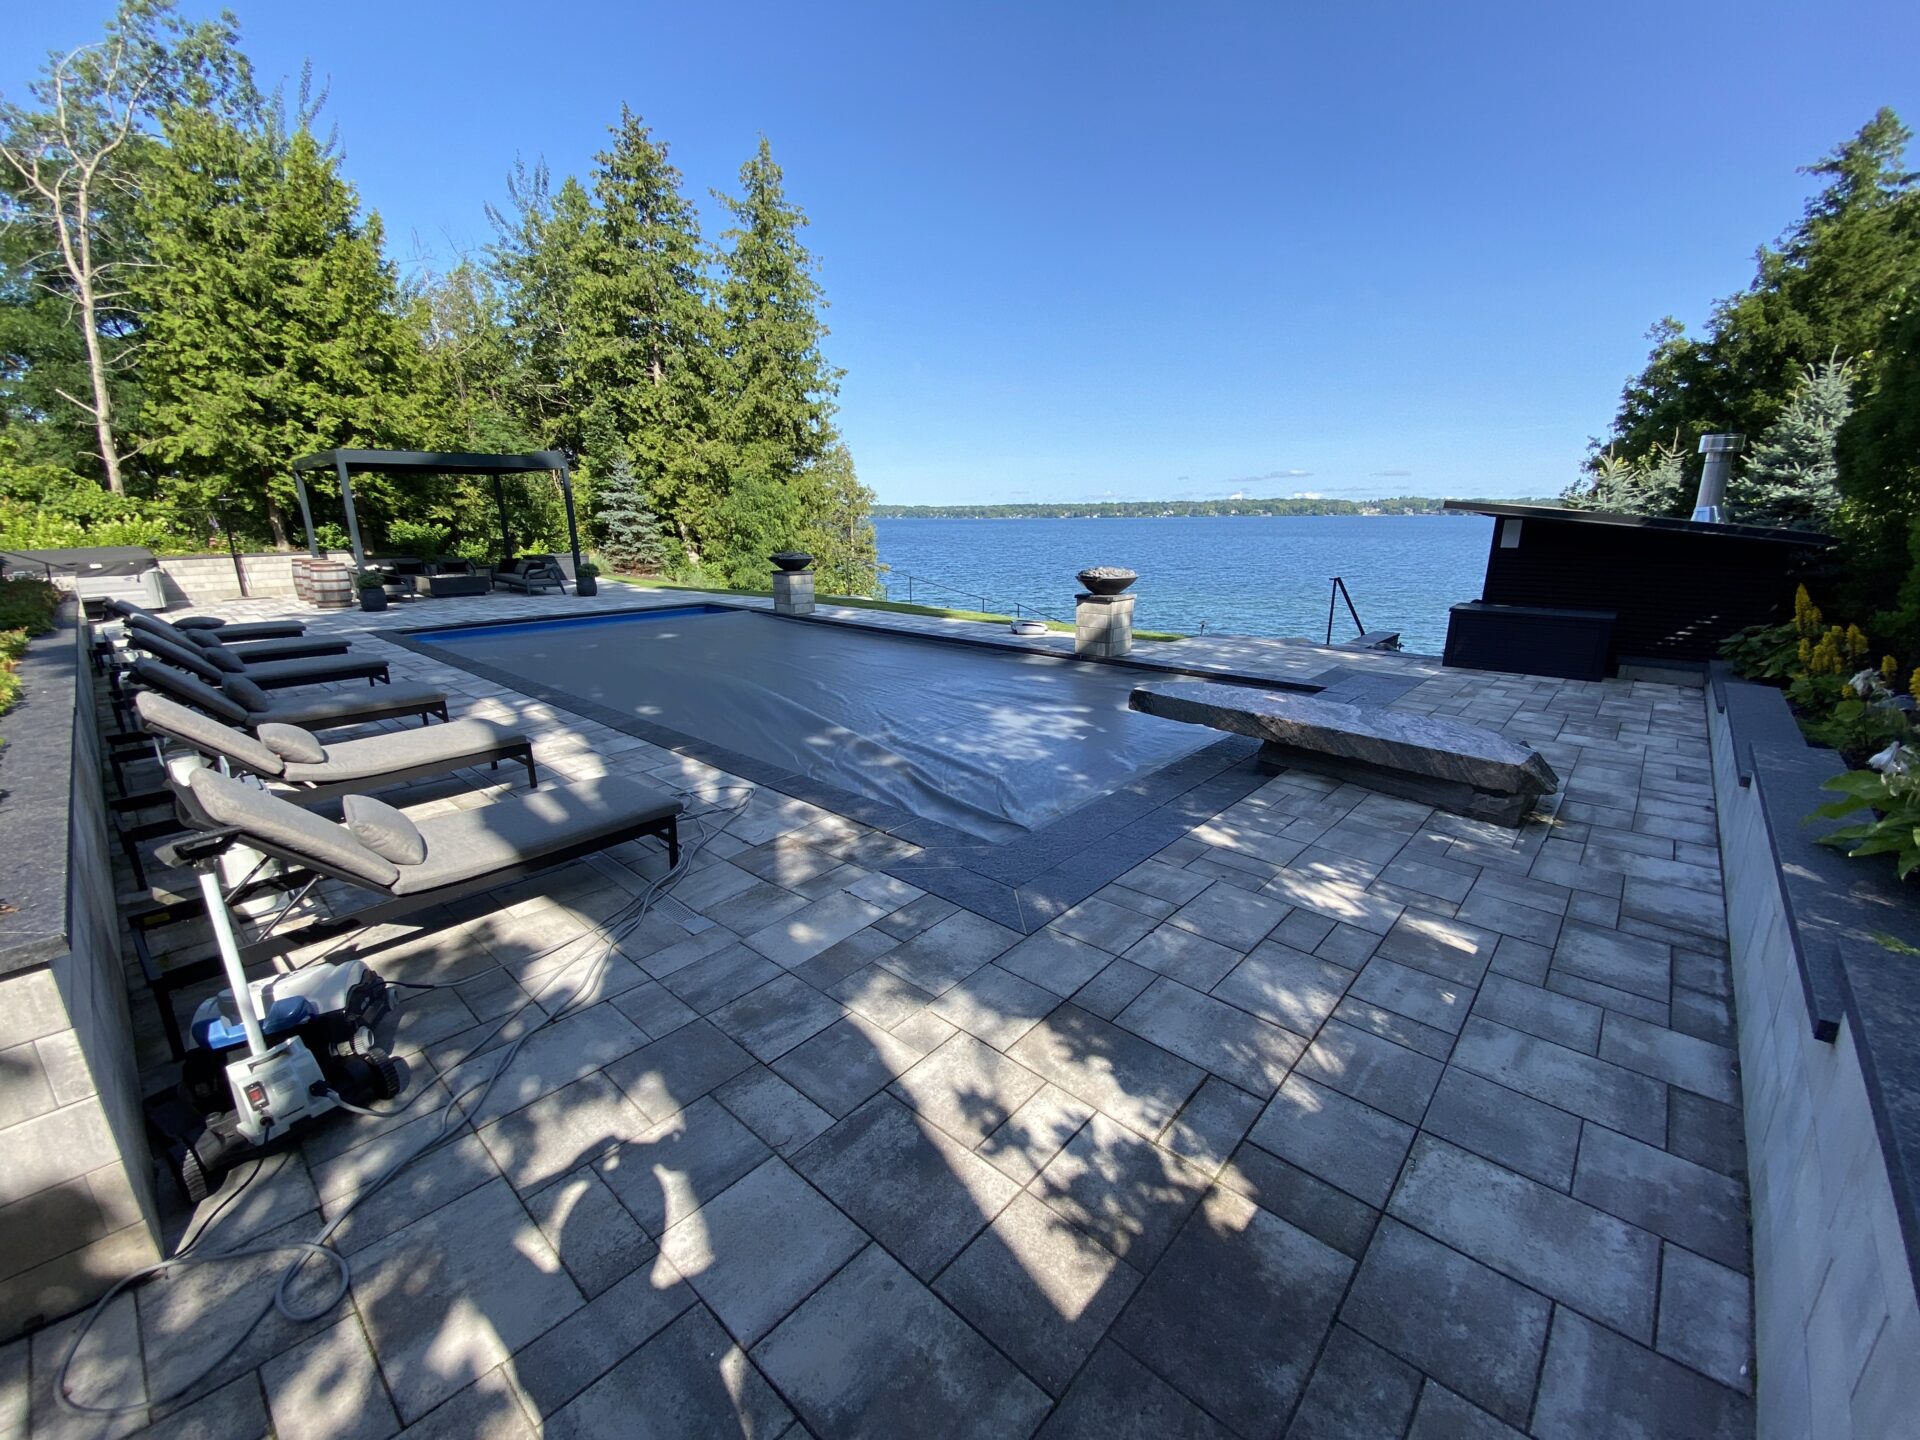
[1692,433,1744,524]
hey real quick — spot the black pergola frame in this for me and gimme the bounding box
[289,448,581,576]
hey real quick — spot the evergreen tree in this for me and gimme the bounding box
[1729,355,1854,529]
[488,160,597,458]
[1561,443,1686,517]
[593,453,667,573]
[136,115,422,546]
[796,442,879,593]
[1599,109,1918,494]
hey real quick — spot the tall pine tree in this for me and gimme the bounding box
[1729,355,1854,530]
[593,453,667,574]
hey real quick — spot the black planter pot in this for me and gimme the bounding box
[577,576,599,596]
[1076,567,1138,596]
[359,588,388,612]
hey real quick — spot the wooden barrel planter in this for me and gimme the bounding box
[295,558,354,610]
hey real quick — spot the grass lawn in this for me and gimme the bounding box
[618,577,1187,642]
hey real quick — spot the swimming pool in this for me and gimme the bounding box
[416,606,1219,842]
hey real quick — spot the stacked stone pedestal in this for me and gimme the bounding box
[771,569,816,616]
[1075,593,1135,658]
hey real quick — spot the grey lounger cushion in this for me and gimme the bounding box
[133,691,286,775]
[186,769,400,887]
[342,794,426,865]
[228,653,390,687]
[130,658,252,724]
[277,719,522,784]
[249,684,447,729]
[221,674,273,711]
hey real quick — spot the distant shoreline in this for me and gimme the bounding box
[872,497,1544,520]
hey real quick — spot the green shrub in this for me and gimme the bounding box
[386,519,452,556]
[0,577,63,739]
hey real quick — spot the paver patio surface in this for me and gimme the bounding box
[8,583,1753,1438]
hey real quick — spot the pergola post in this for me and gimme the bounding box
[334,454,367,570]
[292,468,320,557]
[492,476,514,562]
[559,462,583,579]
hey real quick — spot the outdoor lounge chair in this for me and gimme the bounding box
[126,626,392,689]
[126,611,351,663]
[132,692,537,801]
[125,658,449,732]
[175,765,682,967]
[492,555,568,594]
[106,597,308,643]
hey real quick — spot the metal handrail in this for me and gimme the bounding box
[1325,575,1366,644]
[878,567,1073,625]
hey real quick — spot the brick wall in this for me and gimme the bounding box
[1709,699,1918,1437]
[0,622,162,1339]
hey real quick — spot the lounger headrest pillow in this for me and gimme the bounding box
[182,628,226,649]
[203,646,245,673]
[131,658,251,725]
[257,723,327,764]
[341,794,426,866]
[173,616,227,629]
[220,674,272,713]
[134,691,285,775]
[185,769,399,887]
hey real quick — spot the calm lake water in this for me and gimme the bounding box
[872,513,1493,654]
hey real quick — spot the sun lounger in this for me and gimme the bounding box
[173,765,682,967]
[133,692,537,800]
[125,659,449,732]
[127,626,391,689]
[106,597,307,642]
[126,612,350,663]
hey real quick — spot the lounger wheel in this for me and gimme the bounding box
[176,1144,212,1206]
[371,1054,403,1101]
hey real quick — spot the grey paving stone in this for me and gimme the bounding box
[1342,1216,1550,1428]
[1668,1089,1746,1179]
[1673,944,1732,1000]
[1284,1322,1422,1440]
[1455,889,1562,947]
[393,1368,534,1440]
[1122,922,1245,989]
[1420,1066,1582,1190]
[1388,1135,1659,1343]
[1272,908,1338,953]
[1218,1141,1379,1259]
[1472,972,1601,1053]
[138,1373,272,1440]
[929,962,1060,1048]
[1330,995,1456,1060]
[714,1063,836,1155]
[1622,876,1728,942]
[873,891,959,940]
[976,1082,1095,1186]
[794,1094,1018,1278]
[1158,1075,1264,1177]
[1008,1003,1206,1139]
[936,1190,1142,1394]
[1350,954,1474,1034]
[1117,858,1215,906]
[743,889,886,967]
[1573,1124,1749,1272]
[1378,854,1479,904]
[610,979,697,1038]
[1657,1244,1753,1393]
[1113,1185,1352,1436]
[997,928,1117,997]
[1405,1382,1528,1439]
[1314,920,1383,967]
[1030,1112,1212,1265]
[1168,881,1293,950]
[657,941,782,1013]
[1552,920,1670,1003]
[771,1013,926,1116]
[752,1243,1051,1439]
[888,1006,957,1053]
[1598,1012,1740,1105]
[1451,1017,1667,1145]
[1248,1071,1414,1207]
[1293,1018,1443,1125]
[710,973,846,1062]
[475,1070,653,1194]
[1487,934,1552,984]
[525,1166,656,1300]
[1567,890,1621,928]
[1209,941,1353,1037]
[1375,911,1501,986]
[628,923,739,982]
[1072,957,1157,1018]
[546,1304,792,1440]
[829,961,936,1029]
[1116,976,1304,1095]
[1055,894,1162,952]
[261,1315,397,1440]
[1532,1307,1752,1440]
[1670,984,1735,1047]
[702,879,809,936]
[448,1003,649,1128]
[658,1157,868,1346]
[602,1018,757,1124]
[1034,1340,1236,1440]
[1264,868,1404,935]
[893,1031,1046,1146]
[350,1178,584,1423]
[879,909,1022,993]
[507,1261,695,1418]
[789,924,901,990]
[1466,868,1571,916]
[593,1095,770,1238]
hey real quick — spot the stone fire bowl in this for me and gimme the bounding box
[1076,567,1137,596]
[770,551,815,572]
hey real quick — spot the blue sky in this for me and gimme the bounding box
[11,2,1919,505]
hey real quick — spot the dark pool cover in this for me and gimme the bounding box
[425,608,1214,841]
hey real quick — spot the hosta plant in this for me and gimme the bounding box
[1816,742,1920,878]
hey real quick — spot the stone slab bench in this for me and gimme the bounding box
[1130,681,1559,826]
